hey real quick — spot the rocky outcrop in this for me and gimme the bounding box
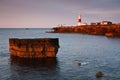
[95,71,104,78]
[9,38,60,58]
[52,24,120,37]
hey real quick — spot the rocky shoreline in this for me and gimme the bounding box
[51,24,120,37]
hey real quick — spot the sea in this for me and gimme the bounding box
[0,28,120,80]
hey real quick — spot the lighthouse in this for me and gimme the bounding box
[78,14,81,26]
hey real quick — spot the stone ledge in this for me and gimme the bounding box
[9,38,60,58]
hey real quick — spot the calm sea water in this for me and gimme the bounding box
[0,28,120,80]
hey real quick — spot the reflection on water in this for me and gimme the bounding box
[9,56,60,80]
[10,56,58,68]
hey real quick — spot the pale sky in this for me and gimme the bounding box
[0,0,120,28]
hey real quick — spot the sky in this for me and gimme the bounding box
[0,0,120,28]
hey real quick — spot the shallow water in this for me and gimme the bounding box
[0,28,120,80]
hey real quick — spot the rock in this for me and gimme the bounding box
[74,61,81,66]
[95,71,104,78]
[9,38,60,58]
[105,33,113,37]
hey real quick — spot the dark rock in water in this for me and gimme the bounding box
[9,38,60,58]
[74,61,81,66]
[95,71,104,78]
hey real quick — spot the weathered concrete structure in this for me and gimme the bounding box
[9,38,59,58]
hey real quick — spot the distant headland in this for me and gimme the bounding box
[50,15,120,37]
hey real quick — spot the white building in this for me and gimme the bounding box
[101,21,112,25]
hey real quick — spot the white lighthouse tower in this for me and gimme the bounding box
[78,14,81,26]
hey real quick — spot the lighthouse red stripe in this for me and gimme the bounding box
[78,19,81,22]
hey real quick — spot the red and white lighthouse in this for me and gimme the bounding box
[78,14,81,26]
